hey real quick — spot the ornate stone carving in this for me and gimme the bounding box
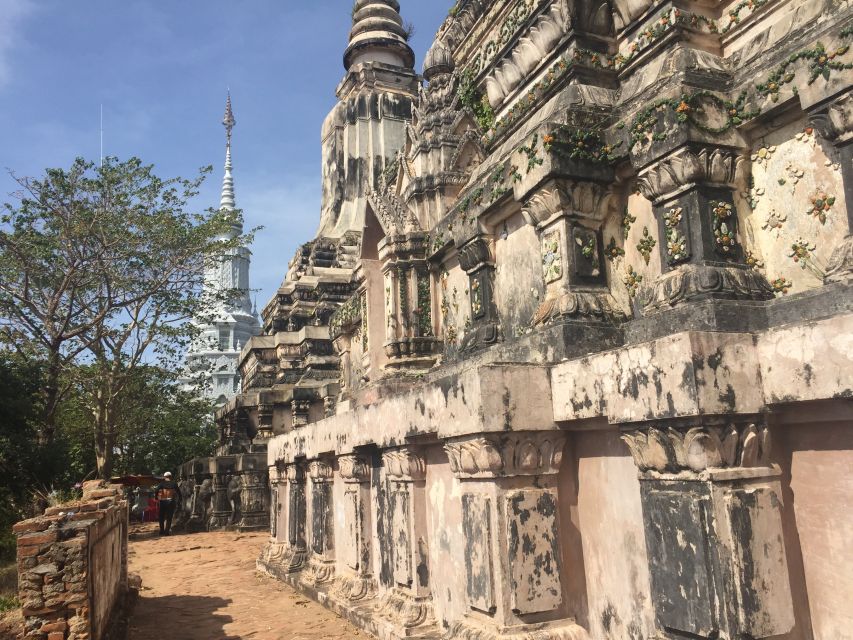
[640,263,774,312]
[376,588,436,631]
[825,235,853,283]
[444,432,566,479]
[621,422,772,473]
[307,459,334,482]
[331,573,376,603]
[444,618,590,640]
[532,290,626,326]
[522,180,615,227]
[285,463,305,484]
[637,147,746,203]
[383,447,426,481]
[808,91,853,144]
[338,454,370,483]
[457,237,493,273]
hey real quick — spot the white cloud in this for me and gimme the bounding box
[0,0,34,88]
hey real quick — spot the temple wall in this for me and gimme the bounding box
[249,0,853,637]
[571,430,654,640]
[773,410,853,640]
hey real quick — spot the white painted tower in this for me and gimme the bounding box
[184,93,261,405]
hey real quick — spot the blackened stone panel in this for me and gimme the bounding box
[392,488,412,587]
[312,482,333,555]
[343,488,361,571]
[725,486,795,637]
[642,486,717,638]
[506,489,563,615]
[289,484,306,549]
[462,494,495,613]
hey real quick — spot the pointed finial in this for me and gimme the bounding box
[223,90,236,144]
[220,91,237,211]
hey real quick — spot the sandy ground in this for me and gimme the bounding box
[128,524,363,640]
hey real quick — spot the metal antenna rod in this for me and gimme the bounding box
[100,104,104,167]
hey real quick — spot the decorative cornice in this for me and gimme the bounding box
[285,463,306,484]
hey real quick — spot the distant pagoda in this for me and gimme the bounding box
[183,92,261,406]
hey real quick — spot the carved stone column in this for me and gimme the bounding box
[261,462,308,574]
[208,456,236,530]
[458,236,501,352]
[303,458,335,587]
[259,464,289,568]
[621,421,795,640]
[237,455,270,531]
[522,178,625,326]
[442,432,588,640]
[376,446,438,636]
[809,91,853,283]
[636,144,774,311]
[331,454,376,604]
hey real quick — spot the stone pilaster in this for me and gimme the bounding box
[331,454,377,604]
[621,420,795,640]
[521,177,625,327]
[208,457,237,530]
[259,462,308,574]
[442,432,589,640]
[635,144,774,311]
[237,455,270,531]
[376,446,438,637]
[809,90,853,283]
[303,458,336,586]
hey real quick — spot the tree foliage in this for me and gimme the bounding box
[0,157,247,478]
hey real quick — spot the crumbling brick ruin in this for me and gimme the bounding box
[214,0,852,638]
[13,482,129,640]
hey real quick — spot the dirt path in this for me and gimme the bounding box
[128,524,363,640]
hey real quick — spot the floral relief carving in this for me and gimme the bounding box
[383,447,426,481]
[621,423,772,473]
[541,231,562,283]
[636,227,657,265]
[444,432,565,478]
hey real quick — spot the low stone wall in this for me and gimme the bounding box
[13,481,128,640]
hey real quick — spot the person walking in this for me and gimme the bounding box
[154,471,182,536]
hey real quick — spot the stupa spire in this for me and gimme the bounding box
[220,91,236,211]
[344,0,415,71]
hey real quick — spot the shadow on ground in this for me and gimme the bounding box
[128,594,238,640]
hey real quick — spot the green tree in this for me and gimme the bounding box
[0,157,250,477]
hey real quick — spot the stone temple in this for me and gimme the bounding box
[187,0,853,638]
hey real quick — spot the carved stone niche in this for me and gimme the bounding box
[621,421,795,640]
[258,462,307,575]
[810,91,853,283]
[634,145,774,312]
[457,236,502,353]
[376,446,438,636]
[522,179,626,327]
[443,433,586,639]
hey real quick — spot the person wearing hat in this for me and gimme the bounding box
[153,471,182,536]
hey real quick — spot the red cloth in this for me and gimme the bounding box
[142,498,159,522]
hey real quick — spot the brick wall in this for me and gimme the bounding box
[13,481,128,640]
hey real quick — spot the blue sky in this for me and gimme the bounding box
[0,0,449,307]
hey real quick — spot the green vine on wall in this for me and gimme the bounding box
[459,69,496,132]
[630,90,759,149]
[545,126,622,164]
[757,42,852,101]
